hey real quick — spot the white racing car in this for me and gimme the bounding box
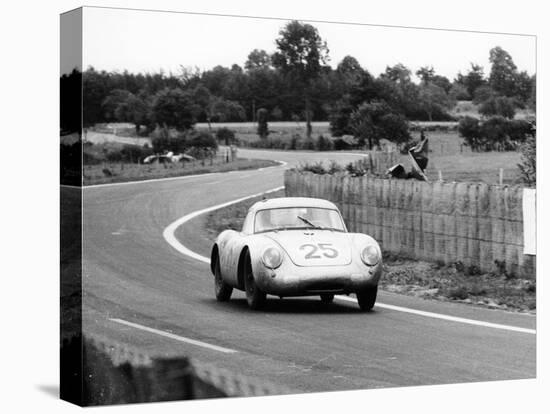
[210,197,383,311]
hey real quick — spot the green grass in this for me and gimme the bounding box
[83,158,278,186]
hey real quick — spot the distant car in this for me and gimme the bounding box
[210,197,383,311]
[143,152,195,164]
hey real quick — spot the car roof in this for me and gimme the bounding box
[249,197,339,212]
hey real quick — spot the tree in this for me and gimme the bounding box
[208,98,246,122]
[192,84,213,125]
[216,127,236,146]
[416,66,435,84]
[479,96,516,119]
[514,71,533,104]
[272,20,329,138]
[382,63,412,84]
[151,88,198,131]
[102,89,132,121]
[245,49,272,70]
[528,75,536,111]
[473,85,497,105]
[456,63,486,98]
[349,100,410,149]
[257,108,269,139]
[328,98,355,137]
[114,93,150,134]
[488,46,518,97]
[449,83,470,101]
[418,83,452,121]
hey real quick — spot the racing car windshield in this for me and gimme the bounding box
[254,207,345,233]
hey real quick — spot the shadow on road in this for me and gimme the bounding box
[205,297,379,315]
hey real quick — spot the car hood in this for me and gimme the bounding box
[264,230,352,267]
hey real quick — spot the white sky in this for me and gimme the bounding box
[82,7,536,82]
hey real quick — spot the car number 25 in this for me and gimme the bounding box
[299,243,338,259]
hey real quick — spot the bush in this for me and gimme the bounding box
[298,161,326,174]
[458,116,482,150]
[460,116,533,152]
[449,84,470,101]
[150,127,188,154]
[297,137,315,150]
[473,85,497,105]
[333,135,356,150]
[480,116,510,150]
[257,108,269,139]
[120,144,153,163]
[328,99,354,137]
[215,127,236,145]
[316,134,334,151]
[188,131,218,151]
[518,134,536,187]
[479,96,516,119]
[105,150,123,163]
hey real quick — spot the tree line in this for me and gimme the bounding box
[60,21,535,148]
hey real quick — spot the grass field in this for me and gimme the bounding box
[403,131,523,185]
[205,190,535,313]
[83,157,277,186]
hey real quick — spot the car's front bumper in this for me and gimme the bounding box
[252,259,382,297]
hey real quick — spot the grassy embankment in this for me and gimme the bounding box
[204,190,535,313]
[83,157,277,186]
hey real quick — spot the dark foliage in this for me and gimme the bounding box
[257,108,269,138]
[216,127,236,145]
[459,116,534,151]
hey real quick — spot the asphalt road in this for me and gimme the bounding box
[82,148,535,394]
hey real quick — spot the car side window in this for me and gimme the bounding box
[241,211,254,235]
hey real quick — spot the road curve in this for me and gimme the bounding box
[82,148,535,394]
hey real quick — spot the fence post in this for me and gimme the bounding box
[432,181,445,263]
[421,180,434,262]
[477,184,492,273]
[455,182,470,268]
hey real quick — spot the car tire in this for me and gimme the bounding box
[214,256,233,302]
[320,293,334,304]
[244,251,266,310]
[356,286,378,311]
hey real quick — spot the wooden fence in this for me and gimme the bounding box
[284,171,535,278]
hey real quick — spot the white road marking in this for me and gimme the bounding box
[334,296,535,335]
[162,189,536,336]
[110,318,238,354]
[163,186,285,264]
[258,160,288,171]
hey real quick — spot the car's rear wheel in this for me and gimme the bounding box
[320,293,334,304]
[214,256,232,302]
[356,286,378,311]
[244,251,266,310]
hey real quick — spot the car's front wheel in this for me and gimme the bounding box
[244,251,266,310]
[356,286,378,311]
[214,256,233,302]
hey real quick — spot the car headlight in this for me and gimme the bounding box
[262,247,283,269]
[361,245,380,266]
